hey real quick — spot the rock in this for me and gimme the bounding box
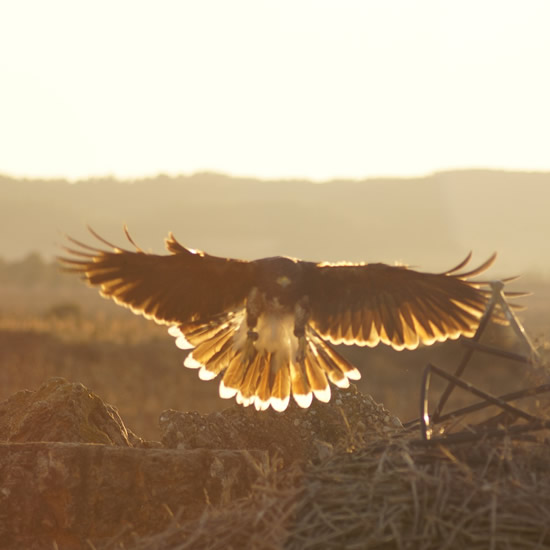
[0,377,137,446]
[0,378,266,549]
[160,385,402,464]
[0,442,263,550]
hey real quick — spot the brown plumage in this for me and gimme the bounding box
[59,227,511,412]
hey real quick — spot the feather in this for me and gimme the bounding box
[270,365,291,412]
[289,360,312,408]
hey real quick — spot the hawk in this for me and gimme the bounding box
[60,227,505,412]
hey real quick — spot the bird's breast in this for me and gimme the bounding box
[233,307,298,358]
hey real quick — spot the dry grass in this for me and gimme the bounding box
[286,437,550,549]
[123,430,550,550]
[0,311,228,440]
[1,297,549,441]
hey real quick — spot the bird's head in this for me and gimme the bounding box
[254,256,305,304]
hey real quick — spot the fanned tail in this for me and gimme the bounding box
[169,312,361,412]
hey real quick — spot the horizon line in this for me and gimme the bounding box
[1,166,549,185]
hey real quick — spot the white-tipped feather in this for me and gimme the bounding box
[168,325,181,337]
[346,368,361,381]
[270,395,290,412]
[219,381,238,399]
[313,385,331,403]
[293,392,313,408]
[198,366,217,380]
[175,334,194,350]
[236,392,254,407]
[183,353,202,369]
[332,376,350,389]
[254,398,271,411]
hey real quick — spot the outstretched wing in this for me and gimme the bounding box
[59,227,256,326]
[303,254,498,351]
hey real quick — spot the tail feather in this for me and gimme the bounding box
[188,329,235,372]
[239,353,265,406]
[304,346,331,403]
[313,345,349,388]
[316,335,361,380]
[173,311,362,412]
[255,353,275,411]
[222,354,247,392]
[309,331,361,388]
[179,310,244,343]
[269,366,291,412]
[193,338,236,379]
[180,322,223,345]
[289,361,312,408]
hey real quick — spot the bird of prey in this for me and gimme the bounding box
[60,227,508,412]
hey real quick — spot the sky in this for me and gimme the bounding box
[1,0,549,182]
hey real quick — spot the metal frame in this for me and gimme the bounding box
[404,282,548,442]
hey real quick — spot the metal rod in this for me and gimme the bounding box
[460,339,537,364]
[412,280,545,441]
[432,383,550,424]
[431,282,502,422]
[419,363,432,440]
[494,287,541,365]
[405,382,550,429]
[419,363,539,440]
[412,418,550,446]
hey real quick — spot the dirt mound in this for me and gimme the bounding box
[159,384,402,465]
[0,377,138,446]
[1,377,549,549]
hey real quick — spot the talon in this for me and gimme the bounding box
[243,331,258,362]
[296,335,307,363]
[294,297,310,364]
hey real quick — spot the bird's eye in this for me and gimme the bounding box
[276,276,292,288]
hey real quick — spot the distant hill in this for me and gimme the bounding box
[1,170,549,277]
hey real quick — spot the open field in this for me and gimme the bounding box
[2,256,550,549]
[1,258,549,440]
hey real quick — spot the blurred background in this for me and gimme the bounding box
[1,1,549,439]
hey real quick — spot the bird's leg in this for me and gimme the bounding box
[243,287,263,362]
[294,296,311,363]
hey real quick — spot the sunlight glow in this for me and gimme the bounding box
[1,0,549,181]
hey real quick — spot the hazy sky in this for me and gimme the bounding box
[1,1,549,181]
